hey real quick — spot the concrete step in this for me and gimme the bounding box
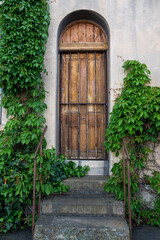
[63,175,108,194]
[34,215,130,240]
[41,194,124,217]
[35,176,129,239]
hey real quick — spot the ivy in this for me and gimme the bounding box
[0,0,89,233]
[104,60,160,226]
[0,0,49,151]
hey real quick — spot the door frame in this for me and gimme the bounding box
[58,20,108,160]
[57,11,110,175]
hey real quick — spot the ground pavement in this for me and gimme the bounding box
[0,226,160,240]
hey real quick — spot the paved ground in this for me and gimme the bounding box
[132,225,160,240]
[0,228,32,240]
[0,225,160,240]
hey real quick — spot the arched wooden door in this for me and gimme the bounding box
[59,21,108,160]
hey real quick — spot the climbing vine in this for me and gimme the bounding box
[104,60,160,226]
[0,0,89,232]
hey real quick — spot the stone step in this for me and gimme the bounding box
[63,175,108,194]
[41,194,124,217]
[34,215,130,240]
[35,176,129,239]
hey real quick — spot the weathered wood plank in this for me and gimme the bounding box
[94,26,101,42]
[71,112,78,158]
[61,54,67,103]
[79,23,86,42]
[59,42,108,51]
[70,53,78,103]
[79,106,87,158]
[62,28,71,43]
[86,23,93,42]
[88,112,95,158]
[71,24,79,43]
[101,32,106,42]
[97,110,104,158]
[88,53,95,105]
[80,53,87,102]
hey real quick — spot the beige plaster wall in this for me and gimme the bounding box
[1,0,160,174]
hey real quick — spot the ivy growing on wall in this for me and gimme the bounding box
[104,60,160,226]
[0,0,89,232]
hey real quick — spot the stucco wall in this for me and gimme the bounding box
[1,0,160,174]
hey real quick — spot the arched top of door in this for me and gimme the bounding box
[59,20,108,51]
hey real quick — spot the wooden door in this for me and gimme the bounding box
[59,21,108,160]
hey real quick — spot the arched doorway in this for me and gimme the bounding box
[59,20,108,162]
